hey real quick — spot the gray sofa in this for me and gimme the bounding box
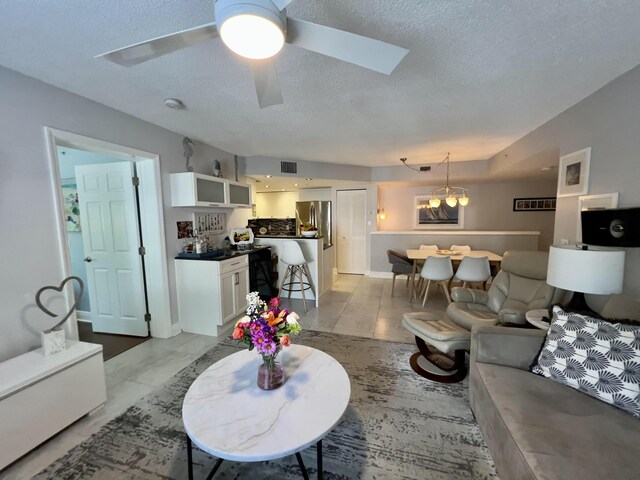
[470,325,640,480]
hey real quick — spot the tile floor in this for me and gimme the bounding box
[2,274,450,479]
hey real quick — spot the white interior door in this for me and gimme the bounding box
[76,162,148,336]
[336,189,367,274]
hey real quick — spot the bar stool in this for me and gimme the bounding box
[278,240,316,312]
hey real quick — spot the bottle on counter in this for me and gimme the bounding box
[194,229,203,254]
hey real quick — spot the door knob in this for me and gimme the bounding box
[84,257,93,262]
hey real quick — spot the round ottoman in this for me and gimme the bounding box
[401,312,471,383]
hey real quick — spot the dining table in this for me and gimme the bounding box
[405,249,503,302]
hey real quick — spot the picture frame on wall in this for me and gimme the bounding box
[513,197,556,212]
[557,147,591,197]
[413,195,464,229]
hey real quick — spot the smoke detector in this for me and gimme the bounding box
[164,98,185,109]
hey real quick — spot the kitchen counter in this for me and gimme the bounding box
[255,235,324,239]
[175,245,270,262]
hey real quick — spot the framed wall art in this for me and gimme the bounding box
[61,180,81,232]
[414,195,464,229]
[557,147,591,197]
[513,197,556,212]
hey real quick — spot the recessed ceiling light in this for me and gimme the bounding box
[540,166,555,171]
[266,175,272,178]
[294,183,299,187]
[281,189,285,191]
[163,98,185,109]
[305,178,312,181]
[265,185,270,188]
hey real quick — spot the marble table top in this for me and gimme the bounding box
[182,345,351,462]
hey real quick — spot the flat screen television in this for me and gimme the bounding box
[581,207,640,247]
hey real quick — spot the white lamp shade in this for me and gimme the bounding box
[547,245,625,295]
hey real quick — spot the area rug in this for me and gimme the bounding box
[34,331,498,479]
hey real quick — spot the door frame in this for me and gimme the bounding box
[44,127,173,339]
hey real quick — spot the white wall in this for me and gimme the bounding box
[255,191,298,218]
[378,179,557,250]
[0,66,247,362]
[489,64,640,298]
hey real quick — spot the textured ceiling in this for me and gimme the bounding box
[1,1,640,167]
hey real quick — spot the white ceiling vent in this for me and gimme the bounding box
[281,161,297,174]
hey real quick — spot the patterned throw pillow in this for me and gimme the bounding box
[532,306,640,417]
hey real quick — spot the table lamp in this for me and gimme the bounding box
[547,245,625,312]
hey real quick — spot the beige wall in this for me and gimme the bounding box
[255,191,299,218]
[378,179,557,250]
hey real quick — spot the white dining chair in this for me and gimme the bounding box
[419,255,453,306]
[450,244,471,253]
[453,256,491,289]
[419,244,439,251]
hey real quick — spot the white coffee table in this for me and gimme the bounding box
[526,309,551,330]
[182,344,350,479]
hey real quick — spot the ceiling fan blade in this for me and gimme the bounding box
[286,18,408,75]
[271,0,294,10]
[96,22,218,67]
[250,61,284,108]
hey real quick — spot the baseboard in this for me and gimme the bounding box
[368,271,394,279]
[76,311,92,322]
[170,322,183,337]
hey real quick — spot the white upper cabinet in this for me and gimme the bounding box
[170,172,252,208]
[226,179,252,208]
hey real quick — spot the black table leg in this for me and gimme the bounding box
[295,452,310,480]
[317,440,323,480]
[204,458,224,480]
[186,435,193,480]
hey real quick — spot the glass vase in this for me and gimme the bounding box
[257,354,285,390]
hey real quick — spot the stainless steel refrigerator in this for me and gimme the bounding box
[296,201,332,249]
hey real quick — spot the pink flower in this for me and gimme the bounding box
[268,297,280,308]
[232,327,244,340]
[280,335,291,347]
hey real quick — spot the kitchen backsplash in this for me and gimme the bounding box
[248,218,297,236]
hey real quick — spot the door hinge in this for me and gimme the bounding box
[144,313,151,323]
[132,176,140,186]
[138,246,146,255]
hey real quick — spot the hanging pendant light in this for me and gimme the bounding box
[427,153,469,208]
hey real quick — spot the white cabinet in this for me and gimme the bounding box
[227,179,253,208]
[170,172,252,208]
[175,256,249,336]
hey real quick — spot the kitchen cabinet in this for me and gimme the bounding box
[226,179,252,208]
[175,256,249,336]
[170,172,252,208]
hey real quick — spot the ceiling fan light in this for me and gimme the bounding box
[445,195,458,208]
[220,14,285,59]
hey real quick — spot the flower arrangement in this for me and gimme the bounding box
[232,292,302,384]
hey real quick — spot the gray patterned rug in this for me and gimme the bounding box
[34,331,498,479]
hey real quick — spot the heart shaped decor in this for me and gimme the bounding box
[35,276,85,333]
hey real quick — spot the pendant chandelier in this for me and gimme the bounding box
[424,152,469,209]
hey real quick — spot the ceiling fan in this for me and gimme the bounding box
[96,0,409,108]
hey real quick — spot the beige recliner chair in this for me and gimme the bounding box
[447,250,559,329]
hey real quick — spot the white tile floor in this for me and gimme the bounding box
[1,274,450,479]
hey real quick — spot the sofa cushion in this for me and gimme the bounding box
[532,306,640,417]
[473,362,640,480]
